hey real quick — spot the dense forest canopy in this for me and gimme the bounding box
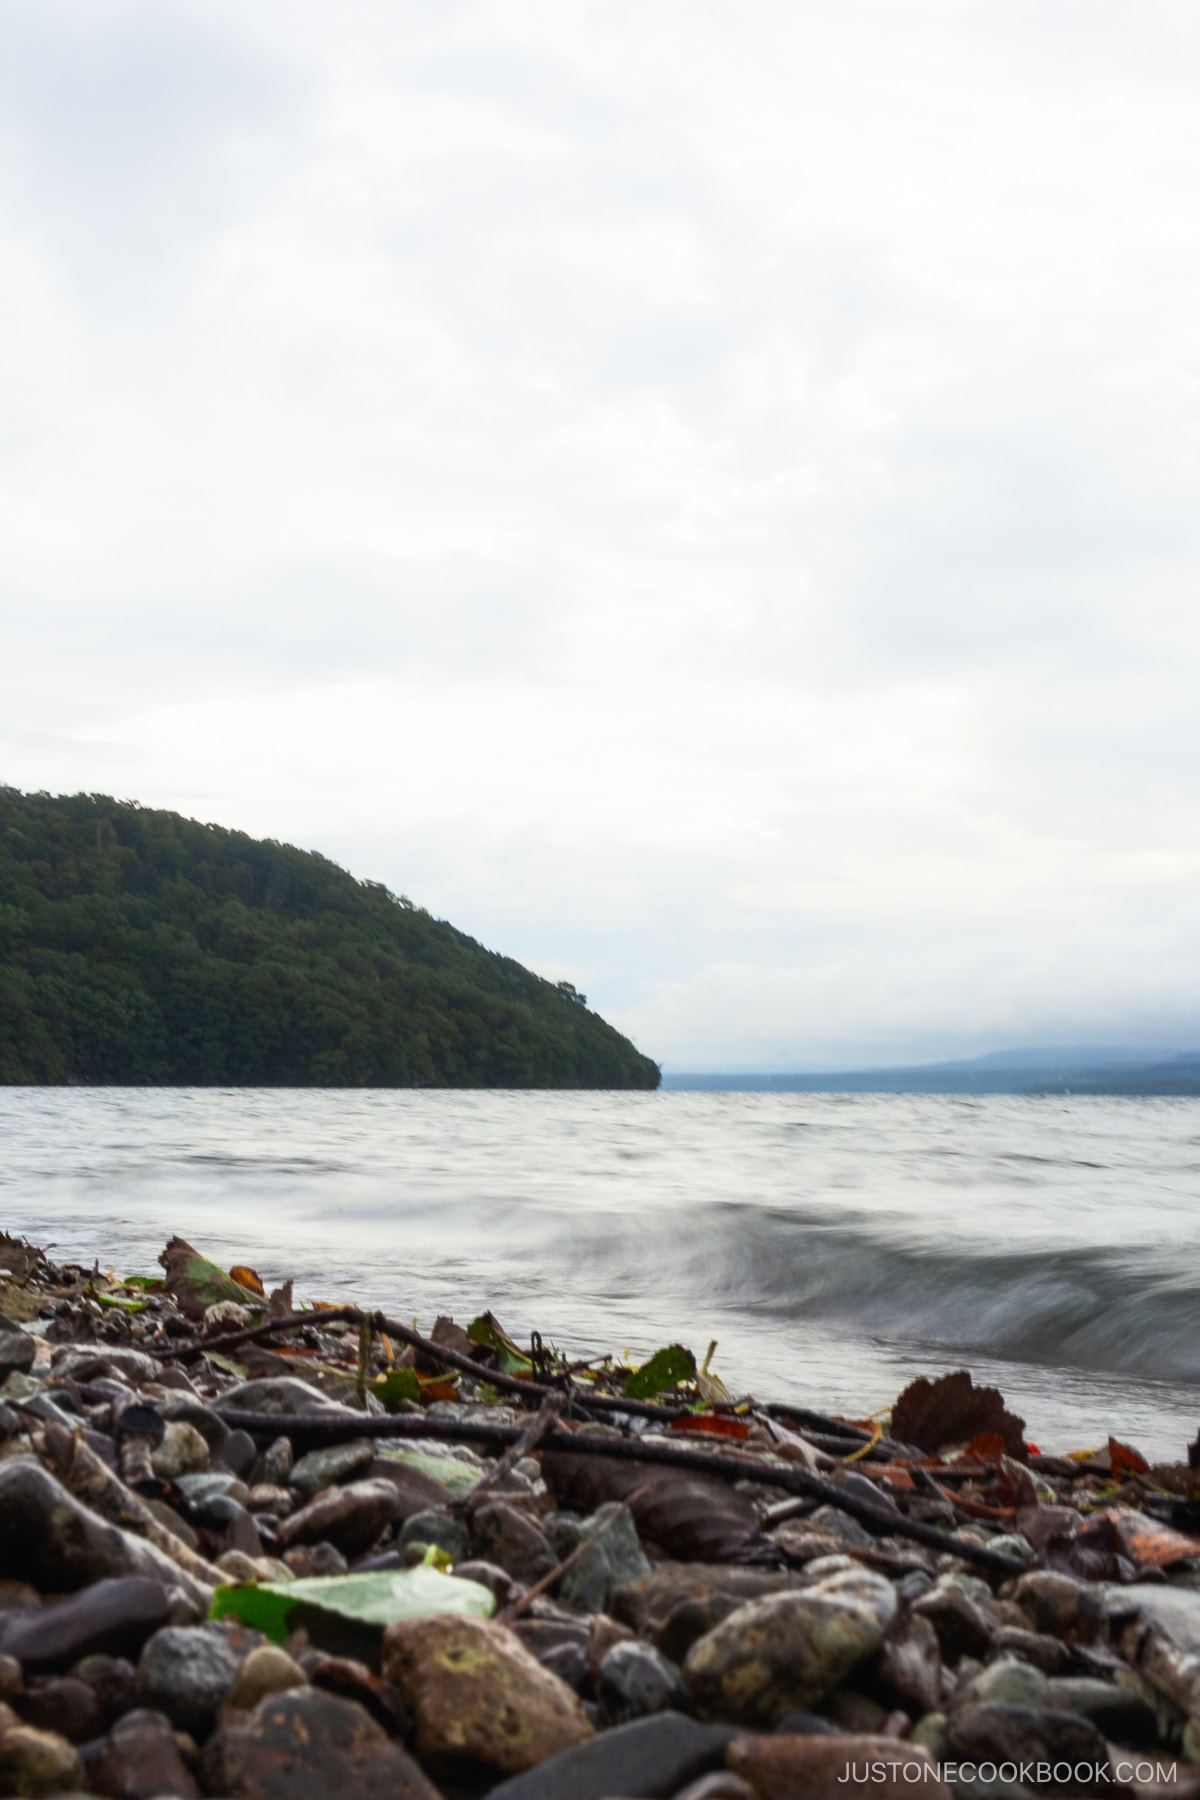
[0,788,660,1089]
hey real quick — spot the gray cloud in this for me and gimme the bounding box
[3,0,1199,1066]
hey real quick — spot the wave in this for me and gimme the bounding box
[532,1202,1200,1385]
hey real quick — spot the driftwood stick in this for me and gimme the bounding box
[213,1407,1027,1577]
[165,1304,690,1422]
[460,1395,564,1514]
[498,1485,651,1624]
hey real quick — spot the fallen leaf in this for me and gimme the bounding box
[158,1237,262,1320]
[229,1264,265,1297]
[1101,1507,1200,1571]
[211,1565,495,1646]
[964,1432,1008,1463]
[624,1344,697,1402]
[1109,1436,1150,1482]
[542,1448,761,1561]
[892,1370,1027,1461]
[465,1312,533,1377]
[668,1414,751,1441]
[266,1280,294,1320]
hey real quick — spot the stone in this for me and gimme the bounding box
[613,1564,797,1661]
[151,1420,210,1479]
[0,1319,36,1379]
[804,1504,876,1549]
[0,1461,203,1600]
[958,1656,1049,1710]
[539,1640,590,1692]
[227,1645,309,1709]
[86,1706,200,1798]
[382,1611,594,1774]
[0,1577,170,1671]
[0,1653,21,1696]
[144,1497,201,1552]
[874,1613,943,1713]
[675,1778,757,1800]
[398,1508,471,1564]
[257,1434,294,1487]
[727,1732,954,1800]
[1042,1676,1158,1744]
[246,1483,293,1517]
[52,1343,158,1385]
[365,1454,460,1519]
[992,1627,1071,1675]
[72,1653,138,1727]
[215,1428,258,1478]
[289,1440,376,1500]
[943,1705,1111,1793]
[471,1502,558,1585]
[550,1504,651,1613]
[276,1478,399,1556]
[200,1687,440,1800]
[13,1674,103,1743]
[684,1566,898,1726]
[136,1619,262,1735]
[158,1398,232,1451]
[597,1638,683,1721]
[484,1712,736,1800]
[0,1723,85,1796]
[283,1542,348,1578]
[453,1558,521,1605]
[175,1469,249,1505]
[914,1582,996,1661]
[221,1375,357,1417]
[1008,1573,1104,1645]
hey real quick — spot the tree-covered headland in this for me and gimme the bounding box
[0,788,661,1089]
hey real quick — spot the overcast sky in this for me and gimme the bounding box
[3,1,1199,1070]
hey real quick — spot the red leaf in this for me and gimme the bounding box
[668,1415,750,1441]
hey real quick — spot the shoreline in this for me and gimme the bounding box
[0,1230,1198,1797]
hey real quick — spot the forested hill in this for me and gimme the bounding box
[0,789,660,1089]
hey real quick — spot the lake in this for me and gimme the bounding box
[1,1088,1197,1459]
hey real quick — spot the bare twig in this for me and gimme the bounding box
[498,1489,649,1624]
[212,1406,1028,1577]
[460,1395,564,1515]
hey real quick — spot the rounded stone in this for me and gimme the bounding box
[0,1723,85,1797]
[135,1621,259,1734]
[398,1509,471,1565]
[151,1421,211,1480]
[597,1639,683,1722]
[683,1565,898,1726]
[227,1644,309,1710]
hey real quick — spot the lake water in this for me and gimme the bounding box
[1,1088,1198,1459]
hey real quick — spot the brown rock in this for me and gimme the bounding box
[683,1568,898,1727]
[727,1732,953,1800]
[470,1502,557,1585]
[1010,1572,1105,1645]
[226,1644,309,1709]
[0,1722,85,1797]
[86,1706,200,1799]
[613,1565,797,1662]
[0,1653,22,1697]
[383,1612,594,1775]
[992,1625,1072,1674]
[13,1674,103,1743]
[201,1686,440,1799]
[873,1613,942,1713]
[912,1583,994,1661]
[276,1479,400,1556]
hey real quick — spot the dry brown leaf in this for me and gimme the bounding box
[542,1449,761,1561]
[891,1370,1027,1461]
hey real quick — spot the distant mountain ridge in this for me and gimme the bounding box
[664,1049,1200,1095]
[0,787,660,1089]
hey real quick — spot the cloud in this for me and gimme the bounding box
[2,0,1200,1066]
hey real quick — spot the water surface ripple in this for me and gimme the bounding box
[1,1089,1197,1457]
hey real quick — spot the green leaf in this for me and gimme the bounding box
[466,1311,533,1377]
[210,1565,495,1644]
[372,1367,421,1409]
[623,1343,696,1401]
[94,1292,148,1314]
[122,1275,165,1291]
